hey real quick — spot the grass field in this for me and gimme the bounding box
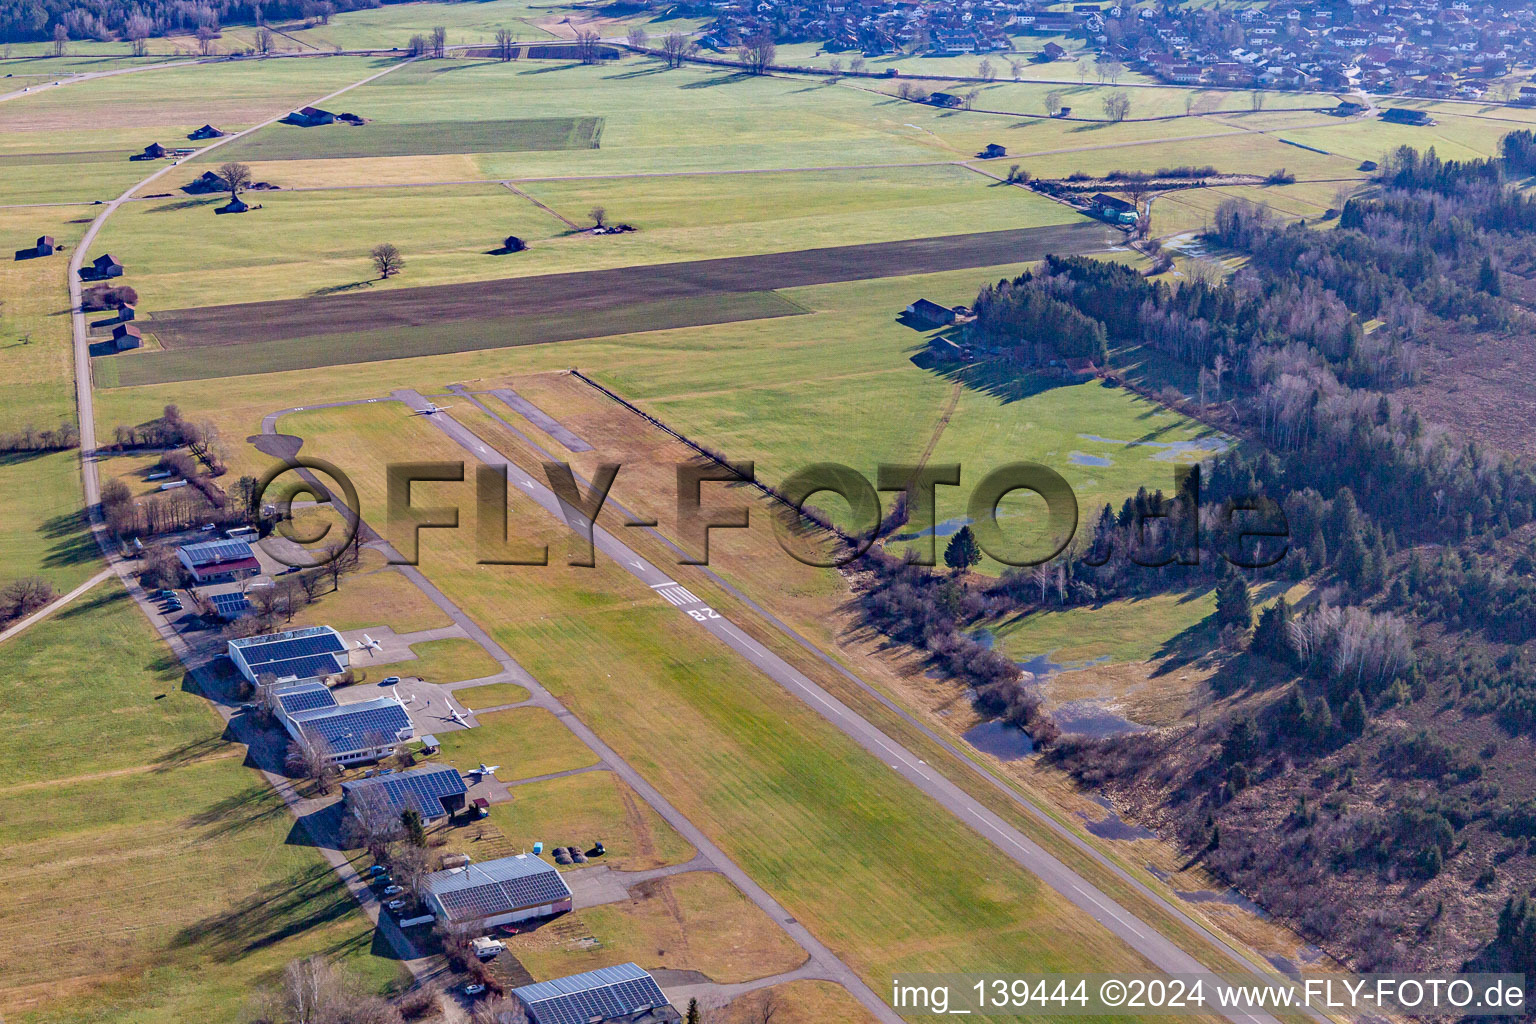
[454,680,531,707]
[514,870,805,984]
[0,208,89,435]
[287,553,453,634]
[0,581,404,1023]
[380,635,501,683]
[0,451,98,592]
[484,769,696,872]
[215,115,603,162]
[94,167,1080,313]
[436,706,602,782]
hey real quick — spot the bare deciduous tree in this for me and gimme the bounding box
[257,955,401,1024]
[739,31,774,74]
[370,242,404,279]
[1045,89,1064,117]
[626,26,647,51]
[286,736,338,795]
[495,27,514,60]
[661,31,690,68]
[195,25,216,55]
[850,56,865,73]
[430,25,446,58]
[1102,90,1130,121]
[589,205,607,229]
[343,783,405,860]
[218,161,252,198]
[574,28,602,64]
[321,532,362,591]
[255,25,273,52]
[53,23,68,56]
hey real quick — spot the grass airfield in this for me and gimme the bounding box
[5,24,1527,1023]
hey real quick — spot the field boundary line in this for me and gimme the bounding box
[500,180,580,228]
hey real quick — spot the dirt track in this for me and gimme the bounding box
[147,221,1117,348]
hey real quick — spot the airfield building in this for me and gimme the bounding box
[511,963,680,1024]
[177,538,262,585]
[424,854,572,933]
[228,625,349,685]
[341,764,467,824]
[286,696,414,765]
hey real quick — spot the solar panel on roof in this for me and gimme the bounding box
[209,592,251,616]
[179,539,255,565]
[277,685,338,714]
[514,964,668,1024]
[296,701,411,753]
[343,766,466,819]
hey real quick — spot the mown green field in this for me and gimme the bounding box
[0,451,98,592]
[215,115,602,161]
[91,165,1077,312]
[0,582,405,1024]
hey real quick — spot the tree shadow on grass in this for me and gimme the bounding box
[169,858,362,959]
[938,359,1073,404]
[38,508,98,574]
[679,71,755,89]
[518,61,583,75]
[1147,607,1220,676]
[146,196,222,213]
[180,779,293,843]
[309,279,374,297]
[603,64,668,81]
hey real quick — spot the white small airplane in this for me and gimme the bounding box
[416,402,453,416]
[450,706,468,726]
[356,634,382,654]
[476,763,501,776]
[391,686,418,707]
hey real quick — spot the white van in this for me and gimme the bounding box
[226,526,258,539]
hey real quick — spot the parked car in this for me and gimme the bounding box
[463,983,486,996]
[382,676,401,685]
[386,898,408,912]
[382,885,403,896]
[364,865,386,877]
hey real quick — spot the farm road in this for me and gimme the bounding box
[147,220,1116,348]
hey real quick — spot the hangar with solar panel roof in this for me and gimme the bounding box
[511,963,681,1024]
[228,625,351,685]
[286,696,415,765]
[424,853,573,932]
[341,764,467,823]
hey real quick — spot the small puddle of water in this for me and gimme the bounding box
[1082,797,1157,842]
[1068,451,1113,467]
[1054,699,1147,739]
[962,719,1035,760]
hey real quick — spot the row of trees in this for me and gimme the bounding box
[2,0,352,45]
[0,421,79,453]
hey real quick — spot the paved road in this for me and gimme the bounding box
[0,567,113,646]
[392,388,1288,1024]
